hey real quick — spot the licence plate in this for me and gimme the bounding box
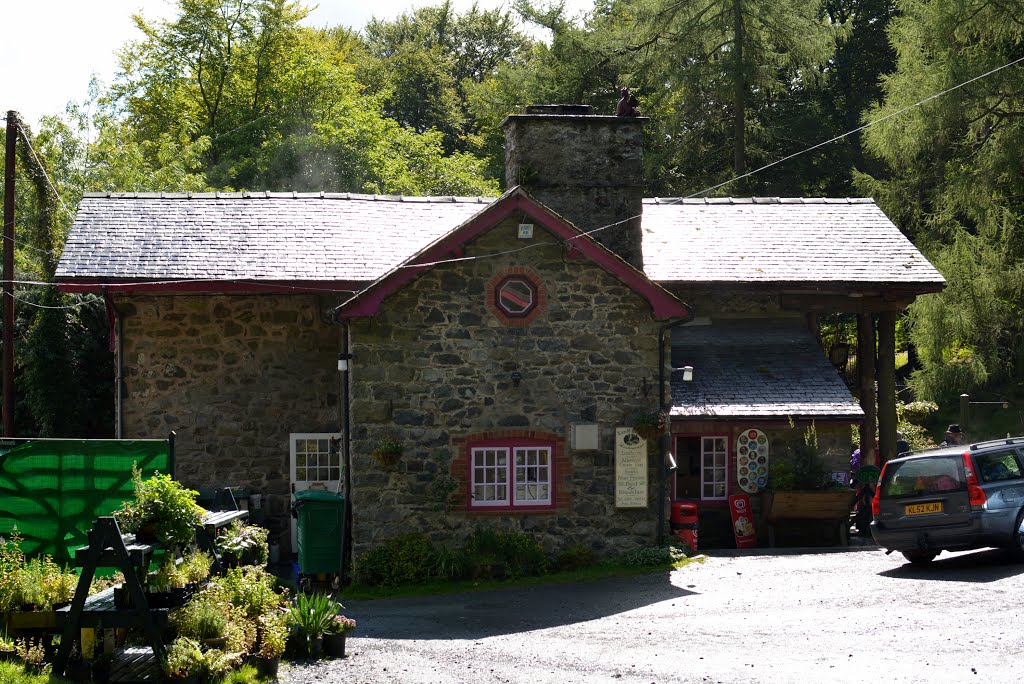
[905,501,943,516]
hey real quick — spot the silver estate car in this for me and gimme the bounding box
[870,438,1024,564]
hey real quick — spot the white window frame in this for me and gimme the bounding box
[701,436,728,500]
[471,443,553,508]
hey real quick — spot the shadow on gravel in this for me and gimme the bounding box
[878,548,1024,583]
[342,571,694,640]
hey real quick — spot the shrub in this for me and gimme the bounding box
[170,590,228,640]
[216,521,269,567]
[216,565,284,619]
[464,528,548,578]
[354,532,435,586]
[257,611,290,660]
[555,543,596,572]
[615,545,686,567]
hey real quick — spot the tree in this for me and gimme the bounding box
[860,0,1024,402]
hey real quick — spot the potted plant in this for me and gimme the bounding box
[170,590,229,648]
[287,592,339,658]
[0,629,16,661]
[114,466,205,548]
[163,637,204,683]
[0,532,78,628]
[760,431,855,547]
[631,409,667,443]
[371,435,403,467]
[322,614,356,658]
[216,521,269,568]
[255,611,289,677]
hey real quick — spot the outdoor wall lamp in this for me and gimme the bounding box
[681,365,693,382]
[338,353,353,371]
[511,371,522,388]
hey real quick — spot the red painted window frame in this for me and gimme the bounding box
[467,437,556,511]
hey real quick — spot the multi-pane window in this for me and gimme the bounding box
[702,436,728,499]
[471,442,553,508]
[293,435,341,482]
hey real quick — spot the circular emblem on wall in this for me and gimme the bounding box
[736,428,769,494]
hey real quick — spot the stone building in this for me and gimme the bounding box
[56,105,945,556]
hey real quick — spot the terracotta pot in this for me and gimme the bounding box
[323,632,347,658]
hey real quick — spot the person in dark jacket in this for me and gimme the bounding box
[940,424,963,447]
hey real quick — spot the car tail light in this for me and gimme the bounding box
[871,463,888,516]
[962,452,988,511]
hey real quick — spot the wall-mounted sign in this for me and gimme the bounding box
[615,428,648,508]
[736,428,769,493]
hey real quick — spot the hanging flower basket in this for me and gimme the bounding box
[371,436,403,467]
[632,410,667,443]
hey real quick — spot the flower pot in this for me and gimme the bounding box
[256,655,280,678]
[0,648,17,662]
[202,636,229,649]
[308,635,323,659]
[323,632,347,658]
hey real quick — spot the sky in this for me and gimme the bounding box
[4,0,594,130]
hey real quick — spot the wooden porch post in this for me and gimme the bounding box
[857,313,877,466]
[877,310,898,465]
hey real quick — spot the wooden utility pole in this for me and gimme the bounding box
[3,111,16,437]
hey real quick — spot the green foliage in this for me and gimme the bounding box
[114,466,205,548]
[427,449,463,513]
[354,532,435,586]
[0,532,78,612]
[181,551,213,585]
[464,527,549,578]
[287,591,341,639]
[555,543,596,572]
[615,545,687,567]
[163,636,244,680]
[257,611,290,659]
[171,590,228,640]
[215,565,285,619]
[768,423,841,491]
[216,521,270,567]
[860,0,1024,404]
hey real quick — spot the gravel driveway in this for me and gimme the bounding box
[279,544,1024,684]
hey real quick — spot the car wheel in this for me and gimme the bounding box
[901,550,937,564]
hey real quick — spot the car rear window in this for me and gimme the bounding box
[880,455,966,497]
[975,449,1023,482]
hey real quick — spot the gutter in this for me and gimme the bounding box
[103,287,124,439]
[657,311,695,546]
[336,319,354,586]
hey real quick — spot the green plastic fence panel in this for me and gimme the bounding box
[0,437,173,565]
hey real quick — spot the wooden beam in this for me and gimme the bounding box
[877,310,898,465]
[780,293,916,313]
[857,313,877,466]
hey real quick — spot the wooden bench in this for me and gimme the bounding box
[760,490,856,547]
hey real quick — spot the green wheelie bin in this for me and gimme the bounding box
[292,490,345,577]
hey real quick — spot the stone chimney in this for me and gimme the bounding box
[502,104,647,269]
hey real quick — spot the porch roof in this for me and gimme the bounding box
[669,321,864,420]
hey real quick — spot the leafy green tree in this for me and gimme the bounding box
[860,0,1024,402]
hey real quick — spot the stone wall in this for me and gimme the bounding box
[348,216,669,560]
[116,294,342,543]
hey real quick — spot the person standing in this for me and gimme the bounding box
[940,424,963,447]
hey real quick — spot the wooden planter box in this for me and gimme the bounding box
[760,490,856,547]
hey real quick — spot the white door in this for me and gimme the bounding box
[289,433,343,553]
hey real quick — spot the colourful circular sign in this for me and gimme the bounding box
[737,428,769,494]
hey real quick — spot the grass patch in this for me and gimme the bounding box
[343,553,705,600]
[0,660,51,684]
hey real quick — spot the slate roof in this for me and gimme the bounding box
[669,321,864,419]
[55,192,490,283]
[642,198,945,290]
[55,193,944,295]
